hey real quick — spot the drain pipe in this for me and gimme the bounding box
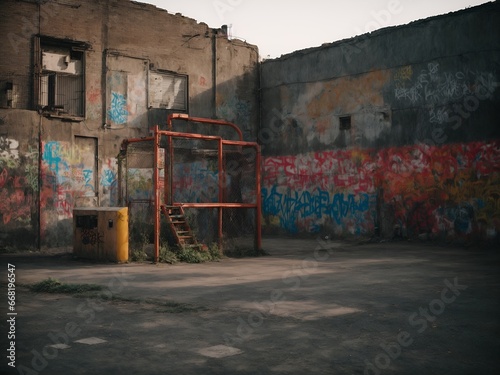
[37,1,42,251]
[212,28,217,119]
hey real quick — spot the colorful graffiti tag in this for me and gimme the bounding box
[108,91,129,125]
[100,159,118,206]
[41,141,96,215]
[262,185,374,234]
[262,140,500,239]
[0,136,36,226]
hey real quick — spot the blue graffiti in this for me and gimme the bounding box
[262,185,373,233]
[108,92,128,125]
[43,141,69,177]
[83,169,94,190]
[101,169,116,187]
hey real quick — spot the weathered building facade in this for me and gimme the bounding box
[1,0,499,249]
[0,0,259,248]
[260,2,500,243]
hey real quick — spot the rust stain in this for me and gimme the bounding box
[216,93,224,107]
[316,118,330,135]
[307,70,390,118]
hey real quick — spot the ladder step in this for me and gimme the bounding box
[161,205,204,252]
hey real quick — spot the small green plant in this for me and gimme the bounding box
[176,247,204,263]
[29,278,103,294]
[159,244,178,264]
[208,242,223,260]
[131,249,148,262]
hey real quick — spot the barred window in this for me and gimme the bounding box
[35,36,89,119]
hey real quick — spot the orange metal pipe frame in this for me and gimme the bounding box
[218,137,224,250]
[153,125,160,263]
[167,113,244,141]
[150,117,262,261]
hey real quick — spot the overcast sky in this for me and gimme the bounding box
[141,0,492,58]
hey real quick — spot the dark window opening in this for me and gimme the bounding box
[35,36,89,119]
[339,116,351,130]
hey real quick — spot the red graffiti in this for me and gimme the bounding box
[87,88,100,104]
[0,188,32,225]
[0,168,8,189]
[262,139,500,238]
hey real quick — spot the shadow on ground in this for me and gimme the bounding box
[1,237,499,374]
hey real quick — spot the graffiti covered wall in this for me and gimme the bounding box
[0,0,259,249]
[40,140,98,245]
[262,150,377,234]
[0,135,38,243]
[262,141,500,240]
[260,3,500,242]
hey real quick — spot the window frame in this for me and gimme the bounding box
[34,36,90,121]
[148,69,189,112]
[339,115,352,131]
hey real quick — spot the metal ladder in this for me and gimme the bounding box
[161,205,203,250]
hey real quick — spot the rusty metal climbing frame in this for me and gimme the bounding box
[119,114,262,262]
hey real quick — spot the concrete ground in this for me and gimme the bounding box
[1,237,499,375]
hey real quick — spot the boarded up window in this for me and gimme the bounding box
[105,55,148,128]
[148,71,188,111]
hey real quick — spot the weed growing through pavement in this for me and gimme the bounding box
[28,278,103,294]
[17,269,136,374]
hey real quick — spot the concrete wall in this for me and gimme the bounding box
[0,0,259,249]
[260,2,500,243]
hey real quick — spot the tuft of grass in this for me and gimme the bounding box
[26,279,207,314]
[151,300,207,313]
[208,242,223,260]
[131,249,148,262]
[158,244,178,264]
[158,243,223,264]
[29,278,103,294]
